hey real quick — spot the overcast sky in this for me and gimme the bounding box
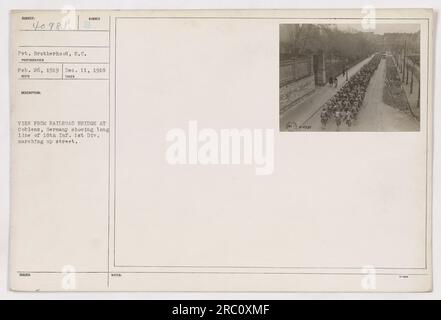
[335,23,420,34]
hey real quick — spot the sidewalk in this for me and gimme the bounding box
[280,54,374,130]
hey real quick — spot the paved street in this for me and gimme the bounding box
[280,56,419,132]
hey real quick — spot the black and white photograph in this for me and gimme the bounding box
[280,23,421,132]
